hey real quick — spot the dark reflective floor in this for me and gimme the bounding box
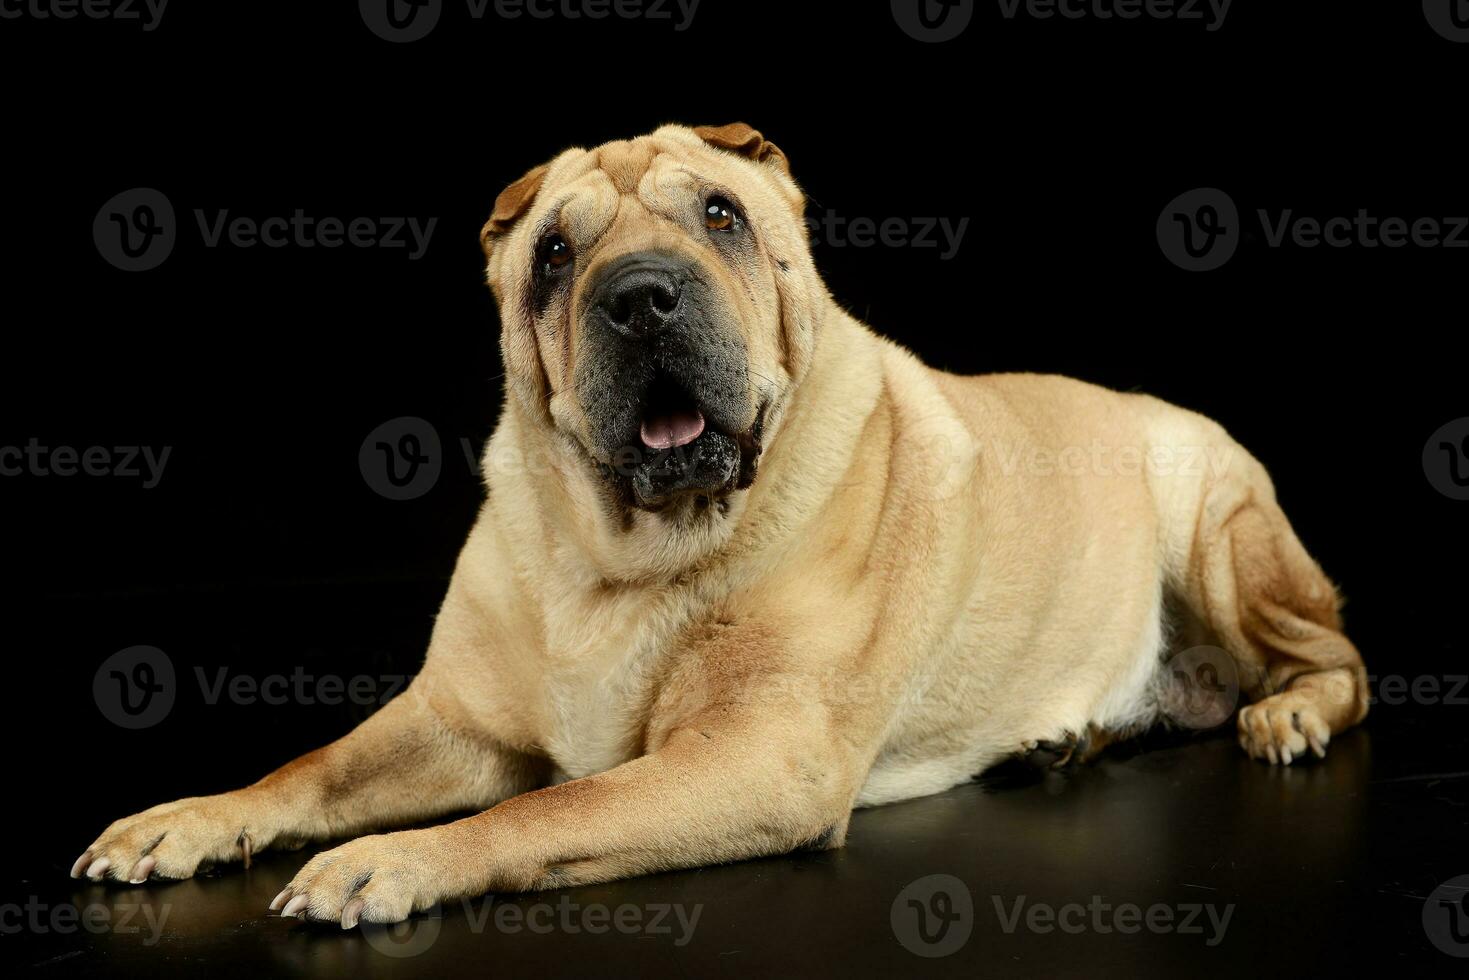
[7,710,1466,977]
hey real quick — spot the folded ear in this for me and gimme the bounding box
[692,123,790,176]
[480,164,549,259]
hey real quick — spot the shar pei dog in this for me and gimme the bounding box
[71,123,1369,927]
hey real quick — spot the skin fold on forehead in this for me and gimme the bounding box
[533,137,778,257]
[552,130,794,218]
[484,125,808,302]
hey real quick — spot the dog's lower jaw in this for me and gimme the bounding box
[637,396,769,507]
[629,430,741,509]
[588,413,766,519]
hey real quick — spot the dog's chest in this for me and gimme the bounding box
[536,587,682,781]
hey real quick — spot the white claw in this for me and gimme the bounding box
[129,855,157,884]
[282,894,311,919]
[85,857,111,880]
[341,897,366,930]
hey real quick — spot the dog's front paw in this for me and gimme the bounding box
[70,794,264,883]
[1237,697,1331,766]
[270,831,447,929]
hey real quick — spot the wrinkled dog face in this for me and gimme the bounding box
[482,124,813,514]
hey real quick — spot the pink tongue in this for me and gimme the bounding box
[640,407,706,450]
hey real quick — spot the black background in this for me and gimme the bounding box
[2,1,1467,975]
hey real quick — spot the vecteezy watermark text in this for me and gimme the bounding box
[359,895,702,956]
[195,666,410,708]
[1,439,170,488]
[805,211,970,260]
[194,210,437,260]
[989,439,1236,479]
[0,898,171,945]
[996,0,1232,31]
[359,0,701,43]
[463,895,701,944]
[1369,674,1469,707]
[0,0,168,30]
[993,894,1234,946]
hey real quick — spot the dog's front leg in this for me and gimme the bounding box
[71,678,540,885]
[276,638,864,927]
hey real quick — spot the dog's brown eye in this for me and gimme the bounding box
[538,233,573,273]
[705,197,740,232]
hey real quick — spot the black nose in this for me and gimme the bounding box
[597,261,684,338]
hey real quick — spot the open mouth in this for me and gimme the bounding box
[639,377,706,451]
[579,359,766,514]
[608,372,756,511]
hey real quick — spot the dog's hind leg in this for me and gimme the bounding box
[1156,421,1369,765]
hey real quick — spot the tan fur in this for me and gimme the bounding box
[72,125,1368,926]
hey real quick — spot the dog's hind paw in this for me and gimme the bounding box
[1237,697,1331,765]
[1018,730,1089,771]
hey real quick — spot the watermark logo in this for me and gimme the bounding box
[360,416,444,500]
[1161,645,1239,730]
[1157,188,1238,272]
[892,0,973,42]
[360,0,443,42]
[1424,0,1469,42]
[1424,876,1469,957]
[362,904,445,957]
[93,646,176,729]
[94,188,176,272]
[1424,418,1469,501]
[892,874,974,957]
